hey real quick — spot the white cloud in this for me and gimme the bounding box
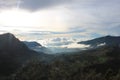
[97,43,106,47]
[66,43,90,48]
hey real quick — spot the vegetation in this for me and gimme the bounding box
[0,45,118,80]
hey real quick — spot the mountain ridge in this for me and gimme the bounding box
[78,35,120,47]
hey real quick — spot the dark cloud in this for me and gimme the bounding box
[20,0,72,11]
[0,0,72,11]
[68,27,86,33]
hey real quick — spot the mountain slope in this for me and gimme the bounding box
[0,33,43,76]
[23,41,52,54]
[78,35,120,47]
[0,33,28,50]
[23,41,42,48]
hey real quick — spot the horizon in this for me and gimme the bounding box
[0,32,119,49]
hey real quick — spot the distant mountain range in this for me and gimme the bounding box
[78,35,120,48]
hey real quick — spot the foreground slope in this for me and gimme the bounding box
[13,45,120,80]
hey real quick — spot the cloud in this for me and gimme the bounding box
[0,0,17,9]
[45,37,74,47]
[67,43,90,48]
[20,0,73,11]
[0,0,73,11]
[41,37,90,49]
[63,0,120,36]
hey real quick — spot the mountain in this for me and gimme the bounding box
[23,41,52,54]
[78,35,120,47]
[0,33,43,76]
[23,41,42,48]
[0,33,28,50]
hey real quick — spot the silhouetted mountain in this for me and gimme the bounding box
[78,35,120,47]
[23,41,42,48]
[0,33,43,76]
[0,33,28,51]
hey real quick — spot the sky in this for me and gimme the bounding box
[0,0,120,47]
